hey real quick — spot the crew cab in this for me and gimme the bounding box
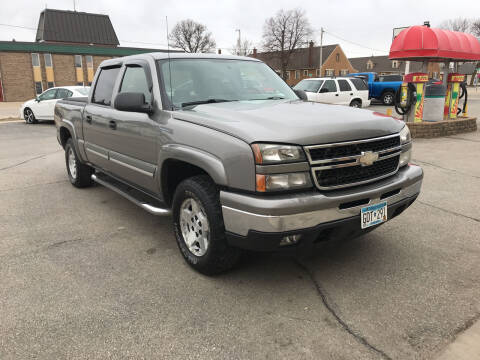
[293,77,370,108]
[55,53,423,275]
[347,72,402,105]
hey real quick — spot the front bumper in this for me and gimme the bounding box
[221,164,423,250]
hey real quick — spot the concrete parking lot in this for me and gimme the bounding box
[0,101,479,359]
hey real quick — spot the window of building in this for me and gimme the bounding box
[366,61,373,70]
[86,56,93,68]
[47,81,55,89]
[316,69,320,76]
[325,69,334,77]
[303,70,308,76]
[31,53,40,67]
[320,79,337,93]
[337,79,352,91]
[392,60,399,69]
[44,54,53,67]
[340,69,349,76]
[34,82,43,95]
[286,71,290,79]
[92,66,121,106]
[75,55,83,68]
[295,70,300,79]
[336,53,340,62]
[120,66,152,104]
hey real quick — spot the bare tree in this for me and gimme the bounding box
[471,19,480,37]
[439,18,472,32]
[262,9,313,79]
[232,39,253,56]
[169,19,216,53]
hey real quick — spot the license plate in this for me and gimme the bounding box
[361,202,387,229]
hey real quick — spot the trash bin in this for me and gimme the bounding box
[423,83,446,121]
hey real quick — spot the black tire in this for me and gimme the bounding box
[65,138,94,188]
[172,175,242,275]
[381,91,395,105]
[350,99,361,108]
[24,108,38,124]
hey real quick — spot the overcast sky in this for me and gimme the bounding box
[0,0,478,58]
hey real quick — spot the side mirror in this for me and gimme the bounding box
[35,97,40,102]
[114,92,153,114]
[294,89,308,101]
[319,88,329,93]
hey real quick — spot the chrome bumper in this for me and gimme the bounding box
[221,164,423,236]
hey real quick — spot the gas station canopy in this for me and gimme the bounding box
[389,25,480,61]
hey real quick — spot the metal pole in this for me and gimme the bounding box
[319,27,324,77]
[235,29,241,55]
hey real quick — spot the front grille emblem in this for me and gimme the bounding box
[359,151,379,166]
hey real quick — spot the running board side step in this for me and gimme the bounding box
[91,173,171,216]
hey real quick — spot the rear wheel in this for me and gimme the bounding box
[24,108,37,124]
[65,138,94,188]
[172,175,242,275]
[381,91,395,105]
[350,99,361,108]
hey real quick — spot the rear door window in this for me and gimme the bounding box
[119,66,152,104]
[56,89,73,99]
[321,80,337,93]
[294,80,323,92]
[350,78,368,91]
[92,66,121,105]
[337,79,352,92]
[38,89,57,101]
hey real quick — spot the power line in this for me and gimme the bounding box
[313,27,389,53]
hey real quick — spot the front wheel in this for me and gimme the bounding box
[172,175,242,275]
[65,138,94,188]
[381,91,395,105]
[24,108,37,124]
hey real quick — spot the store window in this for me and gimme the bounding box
[75,55,82,68]
[31,53,40,67]
[44,53,52,67]
[295,70,300,79]
[303,70,308,76]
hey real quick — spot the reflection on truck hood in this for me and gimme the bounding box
[173,100,404,145]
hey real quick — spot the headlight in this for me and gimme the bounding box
[399,125,411,144]
[251,143,305,164]
[256,172,312,192]
[399,125,411,167]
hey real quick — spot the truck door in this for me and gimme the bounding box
[106,61,158,192]
[337,79,353,105]
[83,65,121,171]
[318,79,339,104]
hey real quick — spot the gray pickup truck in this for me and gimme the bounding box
[55,53,423,274]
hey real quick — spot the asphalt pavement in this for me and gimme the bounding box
[0,109,479,359]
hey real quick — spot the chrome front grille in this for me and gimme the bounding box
[304,134,401,190]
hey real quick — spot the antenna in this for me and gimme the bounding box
[166,16,173,110]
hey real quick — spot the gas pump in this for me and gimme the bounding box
[394,73,429,122]
[443,73,465,120]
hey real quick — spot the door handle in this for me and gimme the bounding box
[109,120,117,130]
[335,94,339,96]
[86,115,92,123]
[350,93,353,95]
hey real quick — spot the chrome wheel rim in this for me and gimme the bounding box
[25,110,34,124]
[352,102,360,108]
[179,197,210,256]
[68,148,77,179]
[384,95,393,104]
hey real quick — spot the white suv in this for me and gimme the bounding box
[294,77,370,108]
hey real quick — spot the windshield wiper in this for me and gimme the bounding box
[248,96,285,100]
[181,99,238,108]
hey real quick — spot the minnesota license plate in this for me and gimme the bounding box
[361,202,387,229]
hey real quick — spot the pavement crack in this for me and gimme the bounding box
[412,159,480,180]
[417,200,480,223]
[0,150,61,171]
[293,258,393,360]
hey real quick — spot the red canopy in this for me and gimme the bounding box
[389,25,480,61]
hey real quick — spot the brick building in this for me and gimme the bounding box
[0,9,172,102]
[252,42,356,86]
[349,55,441,78]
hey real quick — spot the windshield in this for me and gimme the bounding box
[158,59,298,108]
[76,87,90,96]
[294,79,323,93]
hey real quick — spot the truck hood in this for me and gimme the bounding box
[173,100,404,145]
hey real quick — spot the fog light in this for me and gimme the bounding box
[279,234,302,246]
[399,149,411,168]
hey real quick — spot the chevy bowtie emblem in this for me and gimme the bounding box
[359,151,379,166]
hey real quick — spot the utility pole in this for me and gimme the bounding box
[319,27,324,77]
[235,29,241,55]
